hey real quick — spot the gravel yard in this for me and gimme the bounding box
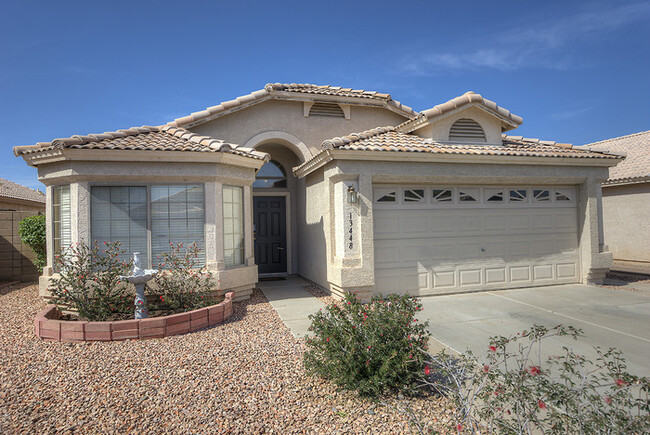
[0,283,452,434]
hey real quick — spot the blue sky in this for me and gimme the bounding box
[1,0,649,190]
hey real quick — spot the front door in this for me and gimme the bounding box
[253,196,287,274]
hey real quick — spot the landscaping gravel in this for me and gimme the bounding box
[0,283,453,434]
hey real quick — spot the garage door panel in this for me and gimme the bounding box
[374,184,580,295]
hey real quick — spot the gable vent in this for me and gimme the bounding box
[449,118,486,142]
[309,101,345,118]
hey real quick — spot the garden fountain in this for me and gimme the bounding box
[119,252,158,319]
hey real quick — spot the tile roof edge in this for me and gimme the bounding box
[422,91,523,126]
[321,126,397,149]
[583,130,650,147]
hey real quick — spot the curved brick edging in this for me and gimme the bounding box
[34,292,234,342]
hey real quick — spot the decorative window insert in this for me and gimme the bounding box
[52,185,71,254]
[253,161,287,189]
[555,189,573,202]
[449,118,486,142]
[458,189,478,202]
[91,185,205,266]
[509,189,528,202]
[533,189,550,201]
[309,101,345,118]
[374,189,396,203]
[432,189,453,203]
[485,188,504,202]
[404,189,425,203]
[223,185,244,268]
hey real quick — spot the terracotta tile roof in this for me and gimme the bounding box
[320,127,621,160]
[169,83,418,128]
[398,91,523,134]
[582,130,649,185]
[0,177,45,203]
[13,125,268,160]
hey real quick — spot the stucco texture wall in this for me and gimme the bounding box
[602,183,650,272]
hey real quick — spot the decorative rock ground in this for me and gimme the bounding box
[0,283,453,433]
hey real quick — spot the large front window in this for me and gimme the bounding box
[223,185,244,267]
[91,184,205,266]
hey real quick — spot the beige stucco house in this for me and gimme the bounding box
[14,83,623,300]
[583,131,649,275]
[0,177,45,212]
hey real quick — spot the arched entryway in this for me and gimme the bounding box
[252,141,304,277]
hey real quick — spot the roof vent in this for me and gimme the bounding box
[449,118,486,142]
[309,101,345,118]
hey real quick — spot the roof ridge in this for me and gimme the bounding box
[321,126,396,149]
[502,133,573,148]
[583,130,650,147]
[0,177,45,202]
[422,91,523,125]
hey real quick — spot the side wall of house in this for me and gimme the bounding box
[602,182,650,274]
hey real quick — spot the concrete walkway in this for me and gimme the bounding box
[257,276,325,338]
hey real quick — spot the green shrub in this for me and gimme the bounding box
[18,214,46,273]
[304,292,431,397]
[49,241,133,321]
[151,242,215,311]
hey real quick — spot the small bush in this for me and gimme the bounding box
[18,214,46,273]
[419,324,650,434]
[151,242,215,311]
[49,241,133,321]
[304,292,431,397]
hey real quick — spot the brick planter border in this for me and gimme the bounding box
[34,292,234,342]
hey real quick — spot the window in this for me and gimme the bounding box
[555,189,573,202]
[449,118,486,142]
[432,189,453,202]
[223,185,244,267]
[533,189,550,201]
[485,189,504,202]
[404,189,425,203]
[509,189,528,202]
[52,185,71,253]
[459,189,478,202]
[375,189,396,203]
[91,185,205,265]
[253,161,287,189]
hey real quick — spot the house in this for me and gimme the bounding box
[14,83,623,301]
[583,131,649,275]
[0,177,45,212]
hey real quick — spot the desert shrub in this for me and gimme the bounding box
[49,241,133,321]
[418,324,650,434]
[18,214,46,273]
[304,292,431,397]
[151,242,215,311]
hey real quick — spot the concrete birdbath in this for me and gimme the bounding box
[119,252,158,319]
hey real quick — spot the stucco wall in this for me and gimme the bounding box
[0,198,45,212]
[298,169,329,288]
[602,183,650,272]
[190,99,407,157]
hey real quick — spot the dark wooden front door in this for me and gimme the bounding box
[253,196,287,274]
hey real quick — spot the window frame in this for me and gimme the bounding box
[52,184,71,255]
[222,185,245,268]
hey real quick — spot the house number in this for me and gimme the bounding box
[348,212,354,250]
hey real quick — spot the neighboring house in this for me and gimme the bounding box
[0,177,45,212]
[14,83,622,300]
[583,131,649,275]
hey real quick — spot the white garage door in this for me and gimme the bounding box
[373,185,580,296]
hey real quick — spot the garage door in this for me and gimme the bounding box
[373,185,580,296]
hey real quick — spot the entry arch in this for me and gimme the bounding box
[243,130,312,163]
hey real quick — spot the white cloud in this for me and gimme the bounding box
[402,2,650,74]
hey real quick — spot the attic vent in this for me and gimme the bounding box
[309,101,345,118]
[449,118,486,142]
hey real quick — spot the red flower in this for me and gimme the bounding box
[424,365,431,376]
[604,396,612,404]
[326,337,329,342]
[483,365,489,373]
[489,345,497,352]
[538,399,546,409]
[456,423,462,432]
[529,366,541,376]
[615,378,627,387]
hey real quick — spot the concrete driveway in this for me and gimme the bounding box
[418,284,650,376]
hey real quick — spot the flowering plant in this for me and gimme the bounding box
[418,324,650,433]
[151,242,215,311]
[304,292,430,397]
[49,241,132,321]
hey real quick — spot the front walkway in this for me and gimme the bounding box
[257,276,325,338]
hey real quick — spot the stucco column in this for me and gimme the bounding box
[244,184,255,267]
[43,185,54,276]
[595,181,605,252]
[72,182,90,245]
[205,181,225,271]
[579,178,613,284]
